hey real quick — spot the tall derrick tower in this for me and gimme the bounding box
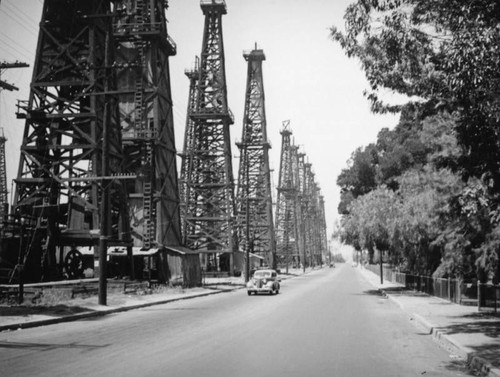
[319,193,328,263]
[180,0,237,274]
[113,0,181,250]
[235,47,275,271]
[297,151,310,268]
[179,57,200,237]
[12,0,129,282]
[274,122,299,271]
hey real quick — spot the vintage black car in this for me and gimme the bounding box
[246,269,280,295]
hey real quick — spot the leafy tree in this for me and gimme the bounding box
[333,0,500,280]
[331,0,500,187]
[337,144,378,214]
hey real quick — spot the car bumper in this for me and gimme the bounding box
[247,287,273,293]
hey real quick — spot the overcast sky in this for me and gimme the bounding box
[0,0,401,237]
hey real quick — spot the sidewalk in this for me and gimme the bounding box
[358,266,500,377]
[0,268,308,333]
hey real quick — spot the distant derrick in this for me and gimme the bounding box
[275,122,300,270]
[179,57,200,238]
[275,123,328,270]
[235,47,276,271]
[180,0,238,274]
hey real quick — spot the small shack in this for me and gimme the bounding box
[164,246,202,288]
[108,246,201,287]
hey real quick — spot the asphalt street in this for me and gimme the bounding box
[0,264,474,377]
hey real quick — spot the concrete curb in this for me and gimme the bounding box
[0,269,312,333]
[0,286,242,333]
[380,288,500,377]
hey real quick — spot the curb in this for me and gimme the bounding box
[0,269,312,333]
[0,286,242,333]
[381,289,500,377]
[356,269,499,377]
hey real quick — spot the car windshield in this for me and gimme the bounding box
[254,271,272,279]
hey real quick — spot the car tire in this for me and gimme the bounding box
[247,291,252,296]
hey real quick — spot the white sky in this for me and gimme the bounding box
[0,0,400,238]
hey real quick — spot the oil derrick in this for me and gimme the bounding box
[302,161,314,267]
[11,0,130,282]
[296,153,311,267]
[235,47,275,271]
[275,121,299,271]
[180,0,237,274]
[318,194,328,263]
[179,57,200,237]
[113,0,181,251]
[310,179,322,265]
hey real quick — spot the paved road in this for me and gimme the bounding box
[0,264,473,377]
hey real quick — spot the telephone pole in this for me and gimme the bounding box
[0,61,29,223]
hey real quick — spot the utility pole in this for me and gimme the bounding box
[0,60,28,302]
[0,61,29,91]
[0,61,29,221]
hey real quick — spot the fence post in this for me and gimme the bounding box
[448,277,451,302]
[477,281,481,311]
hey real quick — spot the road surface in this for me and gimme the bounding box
[0,264,473,376]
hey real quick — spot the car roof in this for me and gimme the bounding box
[254,269,276,273]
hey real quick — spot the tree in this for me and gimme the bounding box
[331,0,500,186]
[337,144,378,214]
[333,0,500,280]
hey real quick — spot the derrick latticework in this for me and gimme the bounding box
[275,123,328,269]
[180,0,238,273]
[12,0,130,282]
[275,122,300,270]
[113,0,182,250]
[235,47,275,269]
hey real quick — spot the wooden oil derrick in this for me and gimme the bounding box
[296,151,310,268]
[235,47,275,273]
[11,0,130,283]
[179,57,200,238]
[180,0,237,274]
[318,194,328,264]
[112,0,182,251]
[274,121,300,272]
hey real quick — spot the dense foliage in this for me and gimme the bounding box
[332,1,500,282]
